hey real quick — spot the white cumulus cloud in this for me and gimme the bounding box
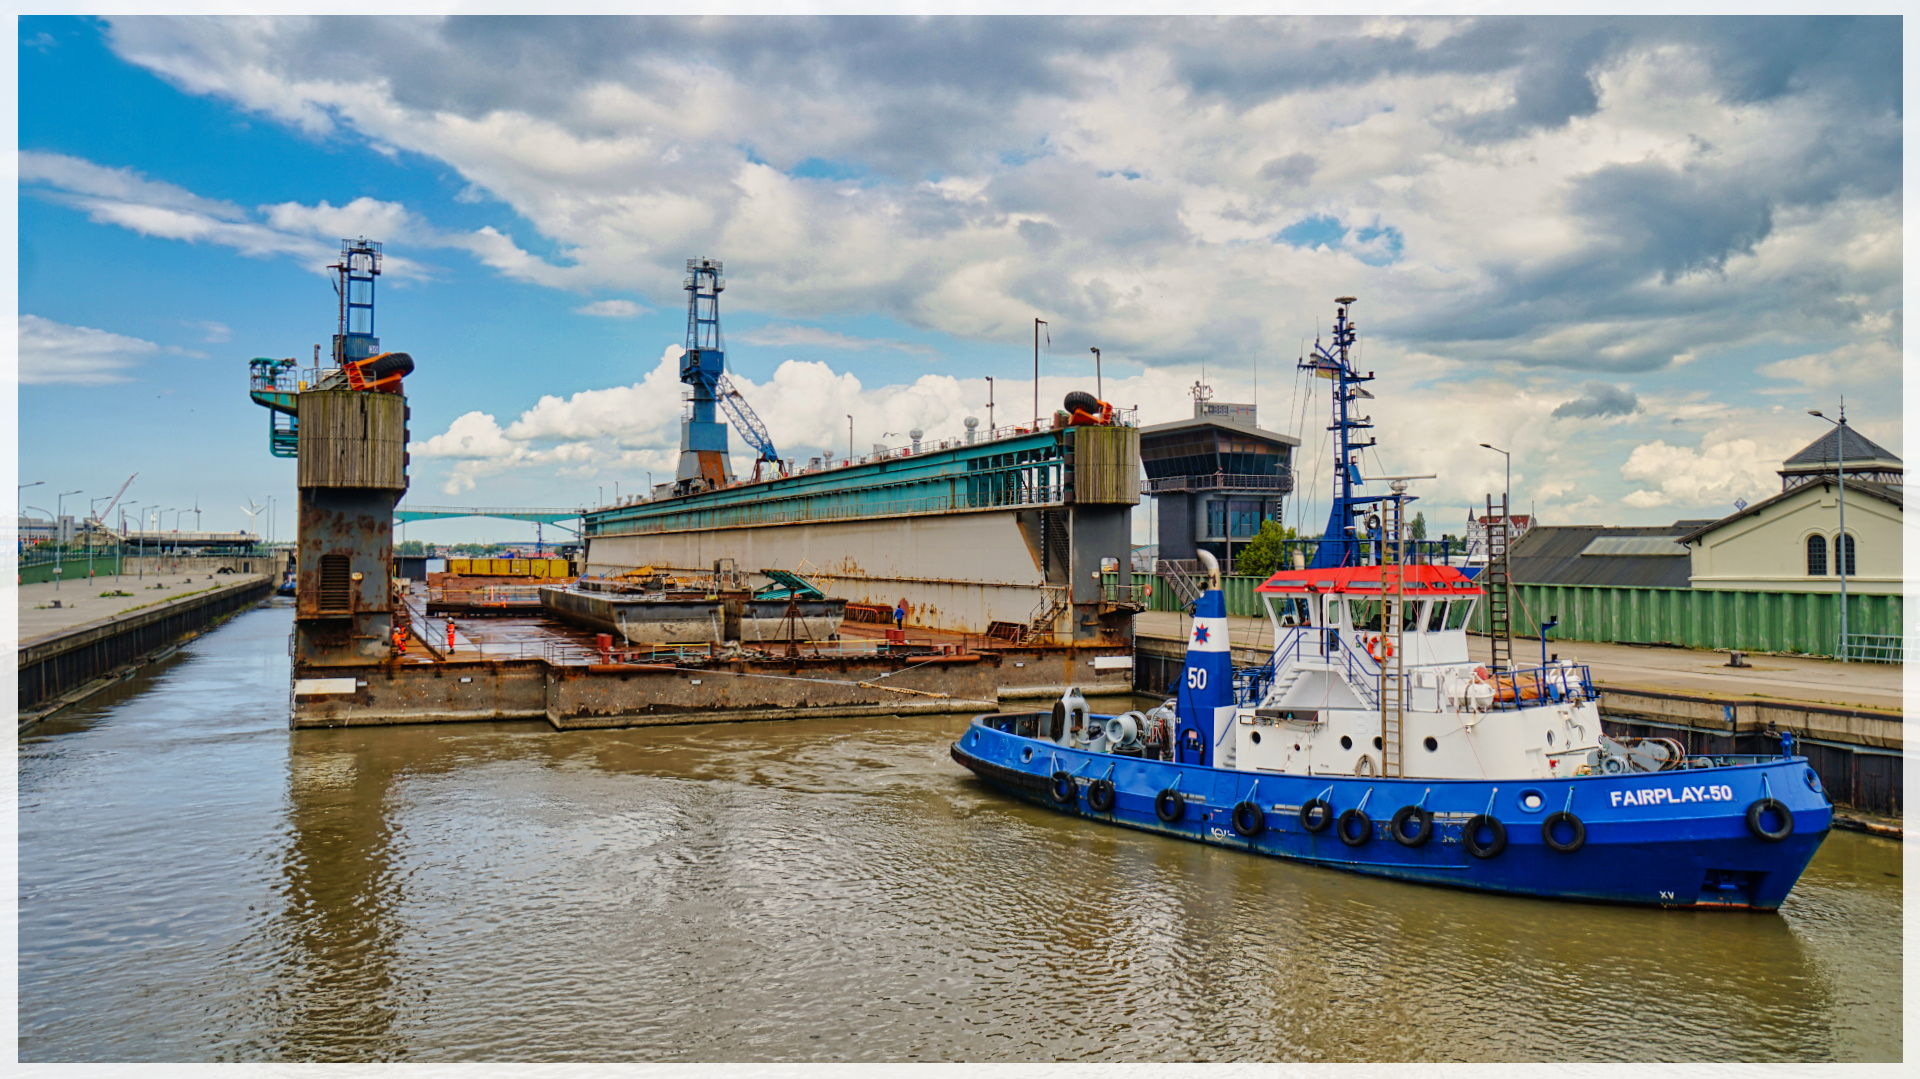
[17,314,160,384]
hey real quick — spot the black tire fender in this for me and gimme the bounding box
[1050,770,1077,806]
[1337,807,1372,847]
[1087,778,1116,813]
[1390,805,1433,847]
[1231,800,1266,838]
[1541,810,1586,853]
[1746,798,1793,842]
[1299,798,1334,833]
[1464,813,1508,859]
[1155,788,1185,823]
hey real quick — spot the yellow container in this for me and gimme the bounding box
[550,558,569,577]
[511,559,530,575]
[449,558,470,575]
[529,560,549,579]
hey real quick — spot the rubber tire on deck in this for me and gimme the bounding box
[1464,814,1508,859]
[1231,801,1266,838]
[1390,805,1433,847]
[1155,788,1185,823]
[1337,807,1372,847]
[1299,798,1334,833]
[1541,810,1586,853]
[1746,798,1793,842]
[1087,778,1116,813]
[1051,771,1077,806]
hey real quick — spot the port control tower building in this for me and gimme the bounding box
[1139,383,1299,566]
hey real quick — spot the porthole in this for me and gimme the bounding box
[1293,744,1302,751]
[1546,730,1555,745]
[1021,747,1034,763]
[1519,789,1545,813]
[1373,736,1383,750]
[1805,768,1822,793]
[1423,736,1438,752]
[1250,731,1262,745]
[1340,735,1353,750]
[969,732,979,745]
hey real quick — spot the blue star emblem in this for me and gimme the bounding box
[1193,624,1210,644]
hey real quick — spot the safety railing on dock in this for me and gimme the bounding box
[1843,634,1903,664]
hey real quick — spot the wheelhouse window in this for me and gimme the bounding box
[1444,598,1475,630]
[1806,534,1828,576]
[1426,600,1446,632]
[1350,599,1382,631]
[1834,533,1856,576]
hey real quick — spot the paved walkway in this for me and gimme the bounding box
[15,571,261,644]
[1133,611,1903,715]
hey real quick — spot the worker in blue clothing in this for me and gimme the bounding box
[894,601,907,630]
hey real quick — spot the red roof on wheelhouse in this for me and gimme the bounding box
[1253,564,1483,594]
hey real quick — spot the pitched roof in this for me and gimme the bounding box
[1505,524,1693,589]
[1677,477,1904,544]
[1783,425,1901,468]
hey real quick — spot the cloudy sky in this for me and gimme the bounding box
[15,14,1903,543]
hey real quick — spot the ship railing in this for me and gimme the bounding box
[1843,633,1903,664]
[611,485,1068,535]
[1232,661,1275,706]
[1100,581,1148,606]
[1140,472,1294,494]
[429,585,544,605]
[1482,663,1595,710]
[1267,627,1384,708]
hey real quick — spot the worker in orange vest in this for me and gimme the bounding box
[446,619,457,652]
[391,625,407,657]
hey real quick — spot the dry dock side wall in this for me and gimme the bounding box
[588,511,1052,633]
[290,645,1133,729]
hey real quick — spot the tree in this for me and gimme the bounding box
[1410,511,1427,541]
[1233,520,1299,579]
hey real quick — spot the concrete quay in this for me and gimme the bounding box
[17,573,276,724]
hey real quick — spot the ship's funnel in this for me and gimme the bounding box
[1175,579,1235,767]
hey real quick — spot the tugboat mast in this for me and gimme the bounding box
[1299,297,1387,568]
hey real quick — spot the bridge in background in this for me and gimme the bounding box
[393,505,587,534]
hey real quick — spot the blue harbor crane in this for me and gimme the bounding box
[673,257,784,491]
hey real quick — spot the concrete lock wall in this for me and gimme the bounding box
[1115,573,1904,659]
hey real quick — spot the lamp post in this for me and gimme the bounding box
[1089,347,1102,399]
[847,414,854,462]
[54,489,82,590]
[1477,443,1511,518]
[89,495,110,582]
[1033,318,1048,429]
[1808,407,1850,662]
[985,376,995,433]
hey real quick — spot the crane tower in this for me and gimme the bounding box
[676,257,733,491]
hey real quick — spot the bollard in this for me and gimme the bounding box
[596,633,613,663]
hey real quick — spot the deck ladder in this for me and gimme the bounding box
[1484,493,1514,674]
[1378,491,1407,778]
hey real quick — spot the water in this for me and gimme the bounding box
[17,601,1903,1062]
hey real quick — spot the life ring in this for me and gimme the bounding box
[1299,798,1334,832]
[1232,801,1266,838]
[1464,813,1508,859]
[1050,770,1077,805]
[1746,798,1793,842]
[1390,805,1433,847]
[1365,634,1394,662]
[1144,581,1153,598]
[1087,778,1116,812]
[1155,788,1186,822]
[1541,810,1586,853]
[1337,807,1372,846]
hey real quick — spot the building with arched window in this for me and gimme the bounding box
[1681,428,1902,594]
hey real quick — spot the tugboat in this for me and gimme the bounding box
[950,298,1831,909]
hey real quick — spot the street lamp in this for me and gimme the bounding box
[1089,347,1102,399]
[847,414,854,462]
[1808,407,1851,662]
[1478,443,1512,518]
[985,376,996,433]
[54,489,82,590]
[89,495,111,582]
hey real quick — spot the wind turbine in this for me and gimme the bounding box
[241,499,266,541]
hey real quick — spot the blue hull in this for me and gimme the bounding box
[951,717,1831,910]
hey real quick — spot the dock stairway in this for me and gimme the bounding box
[1155,560,1205,609]
[1018,588,1069,644]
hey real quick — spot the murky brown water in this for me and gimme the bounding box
[17,601,1903,1062]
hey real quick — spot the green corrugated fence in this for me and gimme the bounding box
[1111,573,1902,659]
